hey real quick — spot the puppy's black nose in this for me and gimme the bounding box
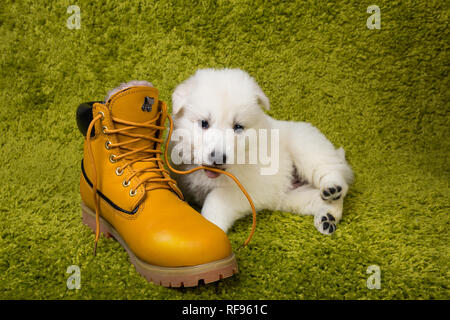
[210,151,226,165]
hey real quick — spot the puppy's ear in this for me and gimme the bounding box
[254,83,270,110]
[172,81,191,116]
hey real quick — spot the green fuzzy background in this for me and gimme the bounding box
[0,0,448,299]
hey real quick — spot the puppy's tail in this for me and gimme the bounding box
[337,147,355,185]
[337,147,346,160]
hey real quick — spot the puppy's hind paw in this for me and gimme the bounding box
[320,184,343,201]
[314,212,337,235]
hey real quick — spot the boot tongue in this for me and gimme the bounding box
[107,86,160,123]
[106,85,166,186]
[107,86,161,151]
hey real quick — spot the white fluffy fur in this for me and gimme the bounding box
[105,80,153,102]
[169,68,354,235]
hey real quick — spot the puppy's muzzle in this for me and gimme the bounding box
[209,150,227,165]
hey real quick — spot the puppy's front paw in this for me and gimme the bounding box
[314,212,337,235]
[201,206,233,233]
[320,184,343,201]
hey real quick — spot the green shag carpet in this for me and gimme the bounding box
[0,0,448,299]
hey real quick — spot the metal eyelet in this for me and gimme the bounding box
[105,141,112,150]
[98,111,105,120]
[122,179,130,187]
[109,154,117,163]
[115,167,123,176]
[129,189,137,197]
[102,126,108,134]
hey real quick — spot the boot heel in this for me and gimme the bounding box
[81,204,113,238]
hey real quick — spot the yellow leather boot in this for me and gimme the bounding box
[76,85,238,287]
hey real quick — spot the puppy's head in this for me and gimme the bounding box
[171,68,270,179]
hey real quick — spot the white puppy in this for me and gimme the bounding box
[169,68,354,235]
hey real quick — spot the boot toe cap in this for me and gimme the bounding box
[134,211,233,267]
[149,224,232,267]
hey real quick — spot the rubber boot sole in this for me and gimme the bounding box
[81,202,238,287]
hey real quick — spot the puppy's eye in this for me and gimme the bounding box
[200,120,209,129]
[233,124,244,132]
